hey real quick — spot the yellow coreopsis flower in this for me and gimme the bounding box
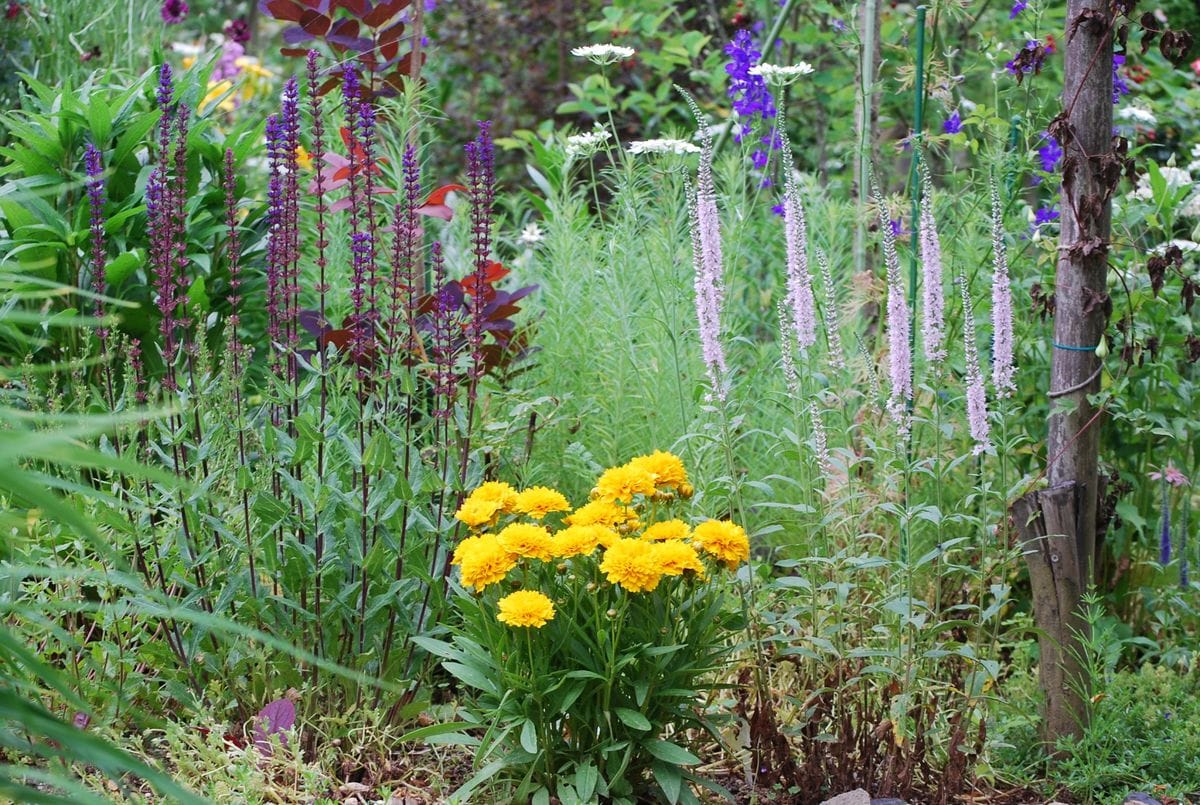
[600,538,663,593]
[496,590,556,628]
[593,464,657,504]
[200,79,236,114]
[295,145,313,171]
[652,541,705,577]
[692,520,750,569]
[514,486,570,520]
[564,500,639,531]
[455,497,502,530]
[551,524,605,558]
[496,522,555,562]
[467,481,519,514]
[627,450,689,490]
[642,519,691,541]
[456,534,517,591]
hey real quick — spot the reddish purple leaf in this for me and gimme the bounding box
[252,698,296,756]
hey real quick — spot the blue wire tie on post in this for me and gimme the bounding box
[1053,342,1100,352]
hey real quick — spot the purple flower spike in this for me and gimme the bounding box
[464,120,495,392]
[1034,205,1060,226]
[1159,478,1172,564]
[1112,53,1131,104]
[84,144,108,340]
[724,28,778,175]
[1037,133,1062,174]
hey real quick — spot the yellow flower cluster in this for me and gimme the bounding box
[449,453,747,627]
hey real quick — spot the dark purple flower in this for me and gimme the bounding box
[724,28,778,174]
[224,16,250,45]
[1009,1,1027,19]
[943,111,962,134]
[1112,53,1131,104]
[160,0,188,25]
[1005,39,1046,79]
[464,120,495,391]
[771,203,785,217]
[889,218,904,238]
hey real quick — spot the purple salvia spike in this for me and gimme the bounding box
[155,64,175,174]
[430,241,456,419]
[280,77,302,379]
[874,181,911,425]
[355,94,379,360]
[84,143,108,342]
[990,180,1016,396]
[918,175,946,364]
[307,51,331,339]
[386,143,421,364]
[960,275,992,455]
[464,121,495,391]
[147,169,177,388]
[223,148,244,362]
[264,113,285,381]
[815,248,846,371]
[170,106,192,347]
[129,338,148,404]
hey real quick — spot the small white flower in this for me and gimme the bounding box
[564,126,613,157]
[1116,105,1157,127]
[570,44,635,65]
[747,62,815,86]
[519,223,545,244]
[627,138,702,156]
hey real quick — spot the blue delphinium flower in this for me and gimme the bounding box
[943,111,963,134]
[1034,205,1059,226]
[1010,0,1028,18]
[1112,53,1131,104]
[1037,133,1062,173]
[724,29,779,180]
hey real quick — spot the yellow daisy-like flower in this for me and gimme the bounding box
[593,464,657,504]
[600,538,663,593]
[457,534,518,591]
[496,590,556,628]
[496,522,555,562]
[652,541,706,577]
[514,486,571,520]
[468,481,520,513]
[628,450,689,490]
[692,520,750,569]
[551,524,605,558]
[564,500,640,531]
[455,497,502,530]
[642,519,691,541]
[295,145,313,171]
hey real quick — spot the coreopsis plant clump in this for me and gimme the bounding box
[418,451,745,803]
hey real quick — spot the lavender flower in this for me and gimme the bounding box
[1112,54,1131,104]
[689,130,728,401]
[781,158,816,352]
[386,143,420,368]
[815,248,846,371]
[84,143,108,340]
[724,29,779,177]
[875,184,911,423]
[960,276,992,454]
[280,77,302,375]
[990,182,1016,396]
[161,0,188,25]
[264,113,285,368]
[918,179,946,363]
[943,111,962,135]
[222,148,244,362]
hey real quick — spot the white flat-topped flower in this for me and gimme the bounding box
[519,223,545,244]
[570,44,636,65]
[627,139,702,156]
[564,127,613,157]
[748,62,815,86]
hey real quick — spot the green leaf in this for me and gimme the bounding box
[574,762,599,802]
[395,721,476,744]
[653,761,683,804]
[614,707,651,731]
[532,787,550,805]
[187,276,209,314]
[87,98,113,147]
[520,719,539,754]
[643,740,699,766]
[104,250,143,286]
[444,661,498,695]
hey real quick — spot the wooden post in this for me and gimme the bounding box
[1015,0,1115,748]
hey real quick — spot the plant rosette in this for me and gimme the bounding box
[418,451,746,804]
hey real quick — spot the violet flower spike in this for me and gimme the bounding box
[1159,476,1172,565]
[223,148,244,362]
[689,129,728,401]
[464,120,495,388]
[918,176,946,363]
[990,181,1016,396]
[960,276,993,455]
[875,183,911,425]
[280,77,302,377]
[815,248,846,371]
[84,143,108,341]
[781,161,816,352]
[264,113,285,374]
